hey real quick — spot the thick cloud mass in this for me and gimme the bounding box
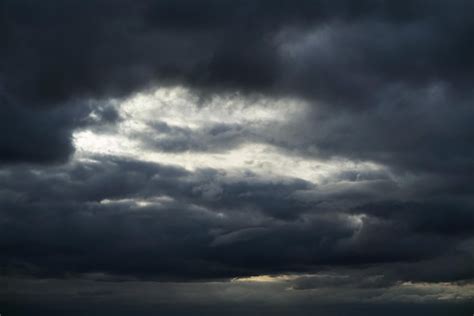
[1,0,474,314]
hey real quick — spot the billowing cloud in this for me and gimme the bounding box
[1,1,474,314]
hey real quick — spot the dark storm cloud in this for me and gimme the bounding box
[2,0,474,168]
[0,156,472,284]
[0,100,81,163]
[4,0,473,104]
[294,84,474,175]
[2,0,474,311]
[0,157,320,279]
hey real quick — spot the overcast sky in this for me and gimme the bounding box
[1,1,474,315]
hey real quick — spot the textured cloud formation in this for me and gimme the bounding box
[1,1,474,315]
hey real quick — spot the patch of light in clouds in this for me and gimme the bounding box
[73,86,387,184]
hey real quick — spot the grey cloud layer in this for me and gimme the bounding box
[1,0,474,313]
[2,0,474,166]
[1,157,472,283]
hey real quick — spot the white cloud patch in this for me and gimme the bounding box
[73,87,388,185]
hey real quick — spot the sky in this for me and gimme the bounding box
[1,1,474,315]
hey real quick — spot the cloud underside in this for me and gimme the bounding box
[1,0,474,309]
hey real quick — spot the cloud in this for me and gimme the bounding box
[0,154,471,284]
[2,0,474,165]
[2,1,474,312]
